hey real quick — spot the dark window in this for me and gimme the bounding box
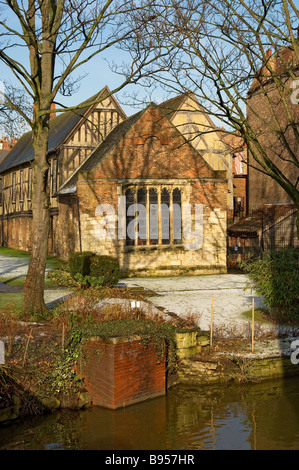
[161,188,170,244]
[125,186,183,248]
[173,188,182,244]
[125,189,135,246]
[20,170,24,202]
[137,188,147,245]
[233,196,244,219]
[28,168,32,201]
[52,159,57,195]
[149,188,158,245]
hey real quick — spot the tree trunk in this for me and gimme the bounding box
[22,126,50,317]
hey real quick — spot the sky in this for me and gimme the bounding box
[1,47,158,117]
[0,21,171,125]
[0,0,174,130]
[0,0,232,136]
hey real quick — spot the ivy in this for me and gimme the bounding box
[74,319,179,373]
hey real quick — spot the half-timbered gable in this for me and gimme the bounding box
[158,93,233,215]
[0,86,126,251]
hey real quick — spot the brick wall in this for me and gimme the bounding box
[233,175,247,220]
[54,196,80,259]
[80,336,166,409]
[0,216,32,251]
[247,76,298,213]
[0,212,64,257]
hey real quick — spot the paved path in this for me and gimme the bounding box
[0,255,52,281]
[1,254,297,357]
[121,274,265,332]
[0,254,264,329]
[0,255,71,308]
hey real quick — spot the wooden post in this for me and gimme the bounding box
[210,296,214,348]
[62,323,65,353]
[22,328,33,367]
[252,298,255,353]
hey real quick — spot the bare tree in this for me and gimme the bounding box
[0,0,165,315]
[0,83,31,140]
[128,0,299,235]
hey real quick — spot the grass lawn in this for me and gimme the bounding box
[241,308,272,324]
[0,292,24,314]
[0,246,66,286]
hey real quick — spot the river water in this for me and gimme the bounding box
[1,376,299,450]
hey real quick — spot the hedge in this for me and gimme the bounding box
[69,252,119,288]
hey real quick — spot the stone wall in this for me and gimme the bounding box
[178,355,299,385]
[76,106,228,275]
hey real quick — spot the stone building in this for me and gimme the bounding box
[0,87,231,276]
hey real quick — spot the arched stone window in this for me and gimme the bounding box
[125,185,183,248]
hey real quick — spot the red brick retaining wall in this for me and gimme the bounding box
[80,336,166,409]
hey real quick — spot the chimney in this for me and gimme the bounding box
[32,102,56,123]
[264,49,276,76]
[50,102,56,119]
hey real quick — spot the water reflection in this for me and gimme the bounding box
[1,377,299,450]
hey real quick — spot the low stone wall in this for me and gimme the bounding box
[178,355,299,385]
[175,331,299,385]
[175,330,210,359]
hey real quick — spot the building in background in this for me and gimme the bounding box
[227,47,299,265]
[247,47,298,213]
[0,88,231,276]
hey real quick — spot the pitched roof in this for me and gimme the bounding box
[58,108,144,195]
[0,150,9,165]
[248,46,299,94]
[59,98,221,196]
[227,203,296,236]
[157,92,202,120]
[0,86,126,173]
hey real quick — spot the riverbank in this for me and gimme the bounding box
[1,248,299,424]
[1,315,299,425]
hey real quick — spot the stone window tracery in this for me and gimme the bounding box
[124,185,183,247]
